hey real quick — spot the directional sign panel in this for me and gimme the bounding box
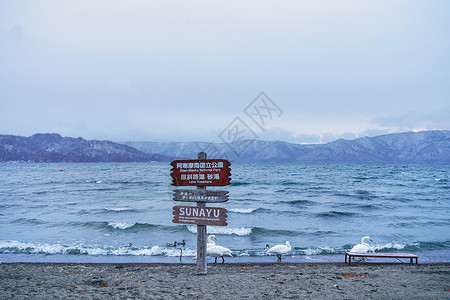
[173,189,229,203]
[170,159,231,186]
[172,206,228,226]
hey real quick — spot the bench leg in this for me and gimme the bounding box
[345,253,347,264]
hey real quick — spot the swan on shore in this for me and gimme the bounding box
[206,235,232,263]
[350,236,373,253]
[266,241,291,261]
[207,244,233,263]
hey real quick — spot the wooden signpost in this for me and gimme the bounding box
[170,152,231,274]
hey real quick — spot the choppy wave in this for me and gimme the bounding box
[72,207,141,216]
[284,199,316,206]
[187,226,300,237]
[281,181,299,186]
[251,227,299,237]
[297,246,340,255]
[186,225,252,236]
[0,204,20,209]
[342,241,450,253]
[334,203,383,210]
[291,241,450,256]
[112,180,154,185]
[0,239,449,257]
[103,207,138,213]
[334,191,375,200]
[57,221,193,233]
[10,218,47,225]
[309,230,341,237]
[0,240,196,256]
[107,222,137,230]
[315,211,356,218]
[371,241,450,252]
[228,208,258,214]
[371,242,419,252]
[1,162,449,262]
[68,221,164,232]
[434,178,448,182]
[231,182,251,186]
[33,191,48,195]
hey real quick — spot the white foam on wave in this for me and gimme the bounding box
[161,247,196,257]
[228,208,258,214]
[301,246,338,255]
[110,245,162,256]
[0,240,66,254]
[372,241,419,251]
[104,207,134,212]
[0,240,197,256]
[186,225,252,236]
[0,239,426,258]
[96,246,196,257]
[107,222,136,229]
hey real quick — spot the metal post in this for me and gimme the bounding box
[196,152,207,274]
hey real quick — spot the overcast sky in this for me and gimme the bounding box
[1,1,449,143]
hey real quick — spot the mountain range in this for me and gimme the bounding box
[1,130,449,163]
[124,130,450,163]
[0,133,171,162]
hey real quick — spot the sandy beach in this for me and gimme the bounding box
[1,262,449,299]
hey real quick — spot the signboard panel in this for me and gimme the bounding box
[170,159,231,186]
[173,189,229,203]
[172,205,228,226]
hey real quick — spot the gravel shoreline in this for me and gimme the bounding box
[1,263,449,299]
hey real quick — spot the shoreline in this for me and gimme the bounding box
[1,262,449,299]
[2,249,450,264]
[2,261,450,266]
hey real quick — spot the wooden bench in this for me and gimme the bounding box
[345,252,418,265]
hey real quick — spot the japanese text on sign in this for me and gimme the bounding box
[170,159,231,186]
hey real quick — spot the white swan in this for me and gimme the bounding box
[194,235,219,261]
[266,241,291,261]
[206,235,232,263]
[350,236,373,253]
[207,244,233,263]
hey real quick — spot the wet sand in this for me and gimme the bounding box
[1,263,449,299]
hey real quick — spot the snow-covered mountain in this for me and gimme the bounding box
[2,131,448,163]
[124,130,450,163]
[0,133,171,162]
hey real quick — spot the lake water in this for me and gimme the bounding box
[1,162,449,263]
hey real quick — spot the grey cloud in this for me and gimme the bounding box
[371,109,450,131]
